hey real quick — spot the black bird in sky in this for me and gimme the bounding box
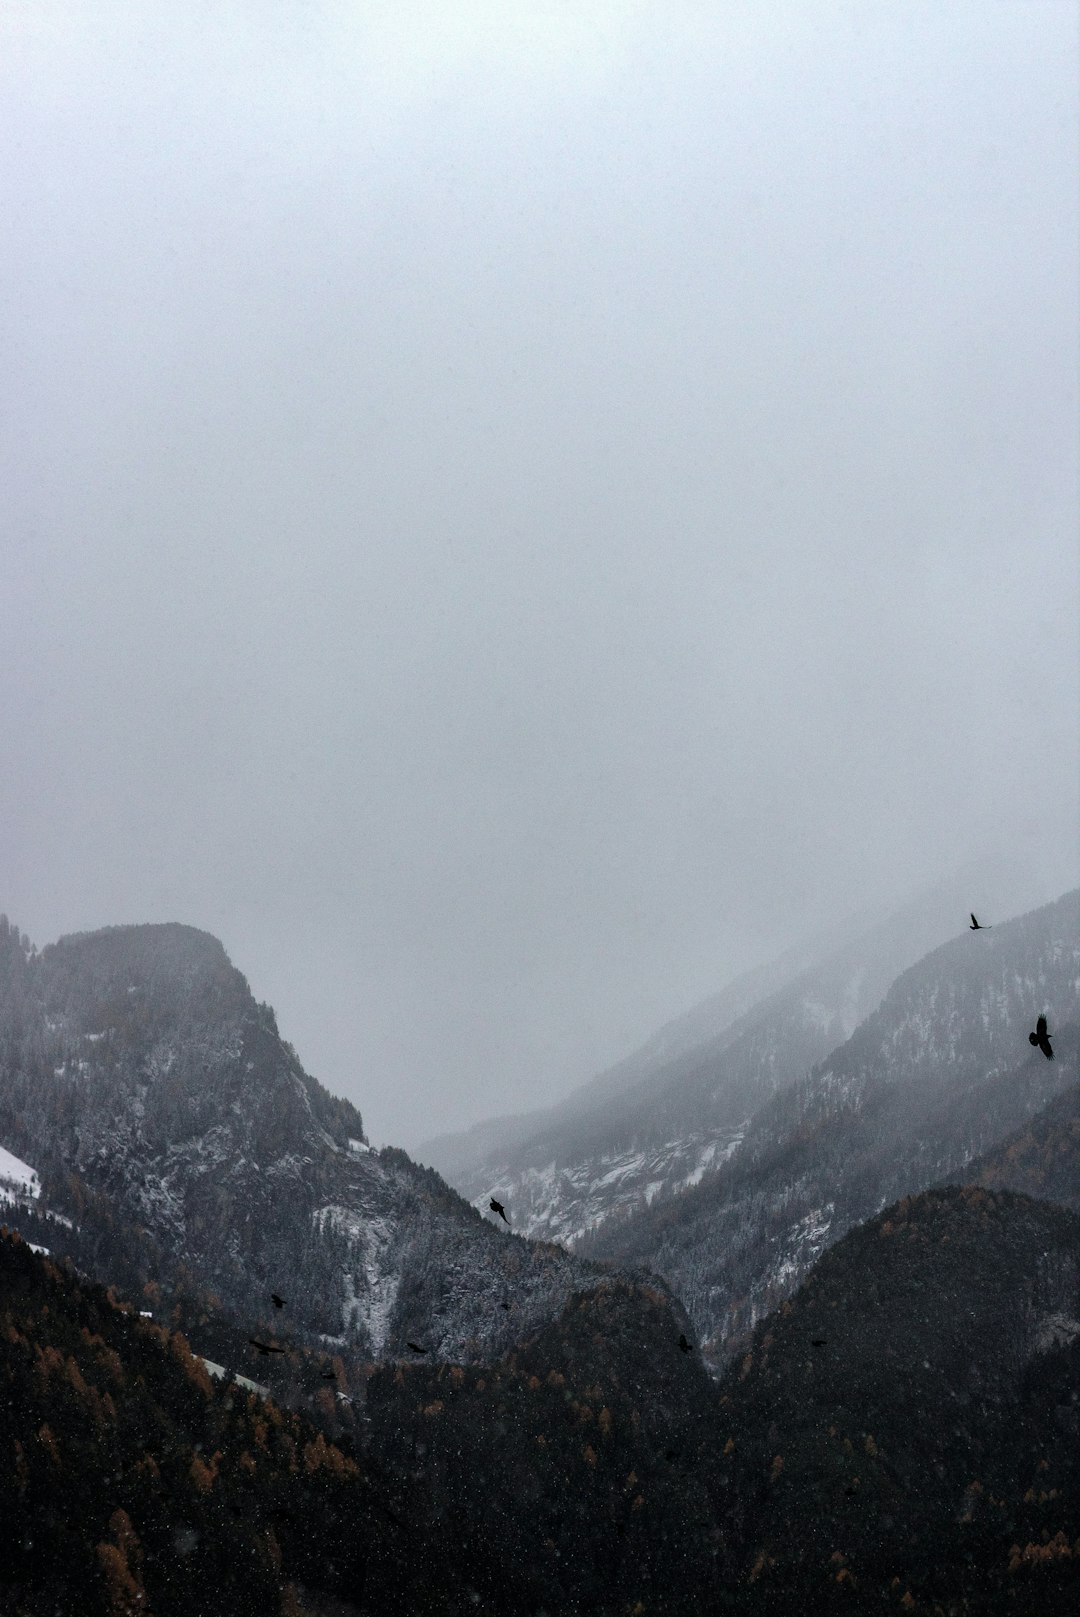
[678,1334,693,1354]
[407,1341,429,1355]
[249,1338,286,1356]
[1029,1014,1054,1060]
[969,913,990,930]
[270,1293,286,1309]
[489,1197,509,1224]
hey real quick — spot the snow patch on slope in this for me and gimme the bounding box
[0,1144,40,1200]
[315,1204,400,1356]
[471,1127,747,1248]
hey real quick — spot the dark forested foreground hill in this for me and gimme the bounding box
[0,1227,461,1617]
[366,1277,721,1616]
[5,1189,1080,1614]
[0,917,604,1364]
[583,890,1080,1357]
[364,1187,1080,1615]
[707,1186,1080,1614]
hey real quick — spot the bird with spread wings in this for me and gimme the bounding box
[1029,1014,1054,1060]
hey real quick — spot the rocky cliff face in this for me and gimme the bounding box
[0,918,604,1361]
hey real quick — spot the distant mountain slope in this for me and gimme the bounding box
[417,916,852,1181]
[423,871,1047,1248]
[583,889,1080,1358]
[968,1081,1080,1211]
[708,1185,1080,1613]
[0,918,605,1365]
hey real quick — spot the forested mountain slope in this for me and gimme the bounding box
[968,1081,1080,1211]
[0,918,604,1364]
[583,889,1080,1357]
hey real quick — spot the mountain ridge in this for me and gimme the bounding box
[582,888,1080,1359]
[0,916,616,1369]
[424,870,1056,1249]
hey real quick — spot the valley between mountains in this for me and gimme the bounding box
[1,886,1078,1614]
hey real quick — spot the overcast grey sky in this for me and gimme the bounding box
[2,2,1077,1146]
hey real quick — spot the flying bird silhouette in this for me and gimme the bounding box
[489,1197,509,1224]
[406,1341,429,1355]
[249,1338,286,1356]
[1029,1014,1054,1060]
[678,1334,693,1354]
[270,1293,286,1309]
[969,914,990,931]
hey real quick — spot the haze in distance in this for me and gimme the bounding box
[2,1,1077,1145]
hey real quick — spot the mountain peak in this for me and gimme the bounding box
[0,913,608,1364]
